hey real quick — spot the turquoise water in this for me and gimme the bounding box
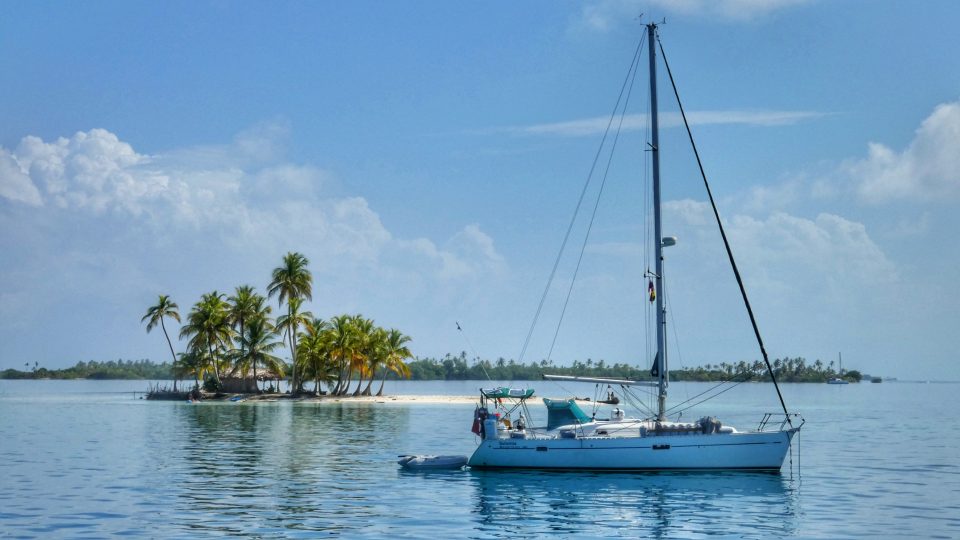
[1,380,957,538]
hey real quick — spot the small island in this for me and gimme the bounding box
[1,251,865,393]
[136,251,414,401]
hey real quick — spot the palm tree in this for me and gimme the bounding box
[180,292,233,389]
[229,286,273,387]
[142,295,181,391]
[236,317,284,393]
[228,286,257,375]
[361,327,388,396]
[177,349,205,391]
[350,317,376,396]
[298,318,337,394]
[376,328,412,396]
[326,314,355,395]
[248,295,273,390]
[267,252,313,394]
[276,296,313,391]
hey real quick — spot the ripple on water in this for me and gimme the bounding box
[1,381,959,537]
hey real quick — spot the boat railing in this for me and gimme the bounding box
[757,412,805,432]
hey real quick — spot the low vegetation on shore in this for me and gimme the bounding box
[4,353,861,384]
[1,359,172,380]
[406,353,862,383]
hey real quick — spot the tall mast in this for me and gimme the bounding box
[648,22,668,421]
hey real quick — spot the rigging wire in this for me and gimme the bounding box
[669,373,754,418]
[517,32,647,365]
[656,33,793,425]
[662,273,692,405]
[664,369,754,416]
[544,40,645,364]
[456,321,491,381]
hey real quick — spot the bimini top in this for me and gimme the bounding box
[481,387,535,400]
[543,398,592,430]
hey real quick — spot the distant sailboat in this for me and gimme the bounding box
[827,352,849,385]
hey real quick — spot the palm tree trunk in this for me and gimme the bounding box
[376,369,388,396]
[352,371,363,396]
[333,355,345,394]
[293,331,304,394]
[239,319,247,380]
[208,343,221,386]
[160,318,178,392]
[252,356,259,394]
[361,373,374,396]
[339,365,353,395]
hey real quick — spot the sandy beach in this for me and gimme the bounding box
[234,393,479,405]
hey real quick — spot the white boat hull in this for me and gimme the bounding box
[468,429,797,471]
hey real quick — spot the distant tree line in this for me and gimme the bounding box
[403,352,862,383]
[1,359,173,380]
[2,352,861,384]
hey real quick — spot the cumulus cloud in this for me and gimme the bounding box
[3,129,163,214]
[0,126,506,313]
[848,100,960,203]
[0,148,42,206]
[664,199,898,294]
[579,0,811,30]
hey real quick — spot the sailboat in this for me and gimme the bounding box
[827,352,849,384]
[468,23,802,471]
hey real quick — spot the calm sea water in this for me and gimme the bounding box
[1,379,957,538]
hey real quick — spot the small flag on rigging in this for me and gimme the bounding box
[650,352,659,377]
[648,280,656,302]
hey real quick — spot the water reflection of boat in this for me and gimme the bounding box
[468,470,798,538]
[467,23,801,472]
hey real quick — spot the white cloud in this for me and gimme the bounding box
[6,129,161,214]
[849,100,960,203]
[0,148,42,206]
[398,224,505,282]
[508,110,823,137]
[579,0,811,31]
[0,128,391,262]
[665,199,898,294]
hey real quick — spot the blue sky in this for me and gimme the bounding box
[2,0,959,379]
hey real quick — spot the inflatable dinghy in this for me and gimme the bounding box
[397,455,468,470]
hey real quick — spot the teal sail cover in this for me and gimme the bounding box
[481,387,535,399]
[543,398,591,429]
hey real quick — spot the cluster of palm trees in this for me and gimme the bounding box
[141,252,413,396]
